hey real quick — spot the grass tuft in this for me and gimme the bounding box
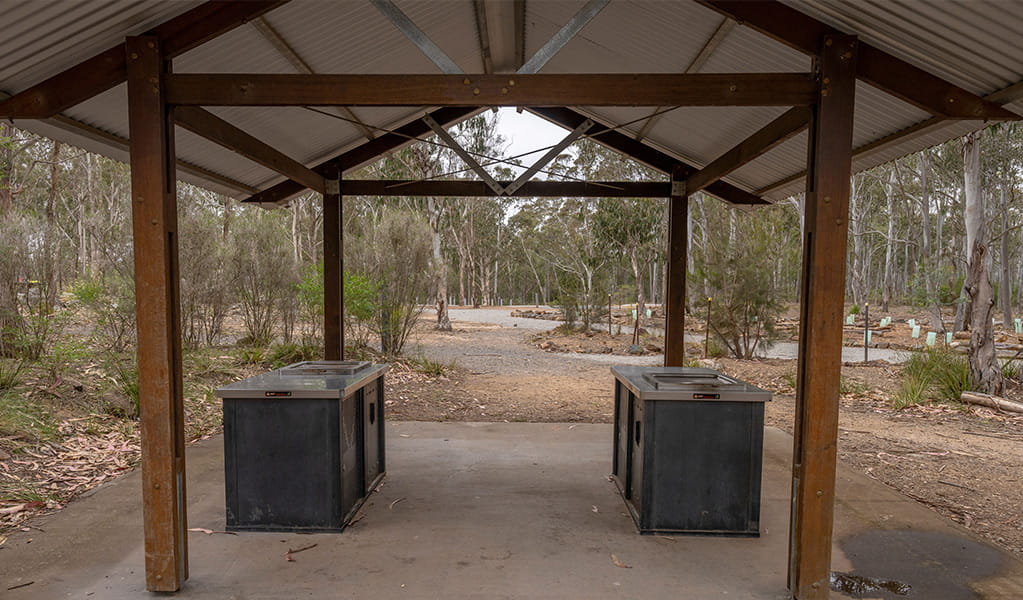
[893,348,972,409]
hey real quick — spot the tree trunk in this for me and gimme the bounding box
[43,141,61,307]
[962,132,1003,395]
[881,169,896,312]
[999,183,1013,326]
[428,198,451,330]
[629,249,646,321]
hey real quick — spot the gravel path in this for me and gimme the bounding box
[414,308,658,375]
[424,307,910,364]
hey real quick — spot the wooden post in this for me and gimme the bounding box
[664,166,688,366]
[126,35,187,592]
[788,34,858,600]
[323,165,343,360]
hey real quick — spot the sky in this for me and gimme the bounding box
[491,107,574,178]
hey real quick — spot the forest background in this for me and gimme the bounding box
[0,112,1021,427]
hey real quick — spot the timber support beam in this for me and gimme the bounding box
[789,34,858,600]
[323,166,344,361]
[126,35,188,592]
[687,106,810,194]
[337,179,671,198]
[664,167,688,366]
[174,106,325,194]
[163,73,817,107]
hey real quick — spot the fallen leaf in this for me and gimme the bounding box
[0,504,25,515]
[591,506,599,513]
[389,497,406,510]
[611,553,631,568]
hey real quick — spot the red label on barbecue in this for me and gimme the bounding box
[693,393,720,400]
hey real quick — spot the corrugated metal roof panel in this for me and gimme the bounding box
[1,1,1021,202]
[0,1,199,88]
[531,0,726,74]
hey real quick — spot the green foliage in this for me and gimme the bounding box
[106,357,139,419]
[232,210,297,346]
[296,261,323,341]
[45,337,90,378]
[70,275,136,351]
[694,204,791,359]
[848,305,860,315]
[893,349,972,409]
[0,389,57,440]
[0,358,24,391]
[705,337,728,358]
[269,342,320,368]
[347,208,432,355]
[237,346,268,365]
[343,270,379,350]
[406,354,451,376]
[179,201,235,347]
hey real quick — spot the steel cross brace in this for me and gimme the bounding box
[422,114,592,196]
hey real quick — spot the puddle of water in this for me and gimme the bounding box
[831,572,911,597]
[839,529,1003,599]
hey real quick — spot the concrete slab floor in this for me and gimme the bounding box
[2,423,1022,599]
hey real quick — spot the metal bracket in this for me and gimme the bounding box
[325,178,340,196]
[671,181,686,196]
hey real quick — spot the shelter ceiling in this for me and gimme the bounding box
[1,0,1021,202]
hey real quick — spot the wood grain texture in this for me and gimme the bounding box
[789,34,858,600]
[126,35,188,592]
[175,106,323,194]
[663,168,688,367]
[164,73,816,107]
[323,165,343,361]
[687,106,810,194]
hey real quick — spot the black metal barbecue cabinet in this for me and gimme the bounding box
[216,361,387,532]
[611,367,771,536]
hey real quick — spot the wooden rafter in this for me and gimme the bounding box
[687,106,810,194]
[757,78,1023,197]
[0,92,256,194]
[529,107,770,205]
[338,179,670,198]
[243,107,482,204]
[696,0,1019,121]
[163,73,816,107]
[174,106,325,194]
[0,1,287,119]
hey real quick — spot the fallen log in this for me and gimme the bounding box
[960,391,1023,414]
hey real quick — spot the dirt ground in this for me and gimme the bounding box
[389,315,1023,559]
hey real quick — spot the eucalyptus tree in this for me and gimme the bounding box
[962,131,1003,395]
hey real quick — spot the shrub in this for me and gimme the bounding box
[269,342,319,367]
[347,209,432,355]
[893,348,972,409]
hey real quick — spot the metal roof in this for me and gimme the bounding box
[2,0,1021,202]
